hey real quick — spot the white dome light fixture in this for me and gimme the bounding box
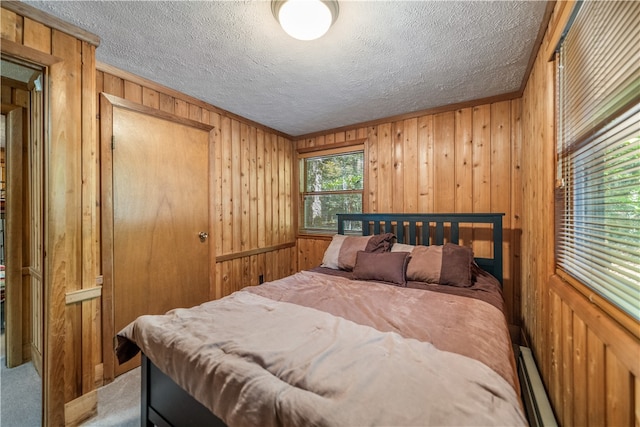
[272,0,339,41]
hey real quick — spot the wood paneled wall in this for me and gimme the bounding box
[520,2,639,425]
[295,100,523,325]
[5,2,638,426]
[96,64,296,300]
[2,3,100,425]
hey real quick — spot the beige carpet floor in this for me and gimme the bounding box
[0,358,42,427]
[80,367,140,427]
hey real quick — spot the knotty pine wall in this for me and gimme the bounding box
[4,2,638,426]
[97,64,296,299]
[520,2,639,425]
[1,3,100,426]
[296,99,523,326]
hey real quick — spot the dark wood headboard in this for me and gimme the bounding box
[337,213,504,285]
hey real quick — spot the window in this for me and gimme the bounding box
[299,147,364,233]
[556,1,640,321]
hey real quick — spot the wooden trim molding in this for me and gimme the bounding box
[0,39,62,66]
[297,234,333,241]
[555,269,640,341]
[297,139,367,155]
[215,242,296,263]
[544,0,579,61]
[63,389,97,426]
[65,286,102,305]
[550,274,640,376]
[100,93,214,132]
[21,266,42,281]
[1,1,101,46]
[295,91,521,140]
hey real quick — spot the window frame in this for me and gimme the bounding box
[554,1,640,331]
[297,141,365,235]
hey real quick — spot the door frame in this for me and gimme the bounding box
[1,43,65,425]
[99,93,216,382]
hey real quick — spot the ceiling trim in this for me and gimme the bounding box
[2,1,101,47]
[294,90,522,141]
[101,93,215,133]
[97,61,293,140]
[99,58,522,143]
[518,0,558,95]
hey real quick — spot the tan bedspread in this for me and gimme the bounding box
[117,271,526,426]
[245,270,518,390]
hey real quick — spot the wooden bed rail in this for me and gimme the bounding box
[337,213,504,285]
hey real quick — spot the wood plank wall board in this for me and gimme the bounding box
[472,105,491,257]
[257,128,266,248]
[417,116,434,213]
[521,0,557,392]
[294,100,522,325]
[510,100,523,328]
[433,112,455,213]
[520,2,639,426]
[1,7,23,42]
[81,40,98,396]
[454,108,473,246]
[51,28,83,405]
[366,125,378,212]
[490,101,512,317]
[297,235,332,272]
[587,328,606,426]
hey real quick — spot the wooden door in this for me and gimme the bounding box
[101,96,214,376]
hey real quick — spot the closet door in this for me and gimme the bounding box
[101,95,214,377]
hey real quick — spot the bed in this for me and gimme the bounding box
[116,213,528,426]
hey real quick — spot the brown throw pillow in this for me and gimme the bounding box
[321,233,395,271]
[352,251,410,286]
[406,243,474,287]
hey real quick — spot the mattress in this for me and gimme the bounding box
[117,268,525,426]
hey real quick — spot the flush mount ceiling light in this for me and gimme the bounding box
[272,0,339,41]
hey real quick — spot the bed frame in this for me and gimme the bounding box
[337,212,504,285]
[139,212,550,427]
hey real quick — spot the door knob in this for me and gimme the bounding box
[198,231,208,243]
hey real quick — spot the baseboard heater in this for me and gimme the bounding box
[516,345,557,427]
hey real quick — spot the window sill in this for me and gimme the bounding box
[554,269,640,340]
[297,232,334,240]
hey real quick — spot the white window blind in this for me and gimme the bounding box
[556,1,640,321]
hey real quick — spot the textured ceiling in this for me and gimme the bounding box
[24,1,548,136]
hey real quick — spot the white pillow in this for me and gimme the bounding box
[321,234,349,269]
[391,243,415,253]
[321,233,396,270]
